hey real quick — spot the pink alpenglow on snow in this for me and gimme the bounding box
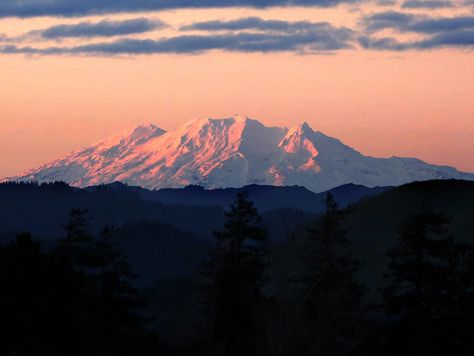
[5,116,474,193]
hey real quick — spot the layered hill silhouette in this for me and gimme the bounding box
[0,181,386,240]
[5,116,474,192]
[0,181,388,285]
[1,179,473,288]
[2,179,474,340]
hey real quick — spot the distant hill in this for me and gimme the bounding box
[346,179,474,294]
[4,179,472,295]
[0,181,387,240]
[91,181,391,213]
[0,181,223,239]
[2,179,474,330]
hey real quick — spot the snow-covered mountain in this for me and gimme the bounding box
[5,115,474,192]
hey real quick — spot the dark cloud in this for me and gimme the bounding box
[177,18,354,52]
[362,11,474,34]
[181,17,331,32]
[0,0,359,18]
[409,16,474,33]
[0,44,64,55]
[359,29,474,50]
[360,11,474,50]
[35,18,167,39]
[358,36,410,50]
[401,0,455,8]
[362,11,414,33]
[375,0,398,5]
[418,28,474,47]
[0,24,355,56]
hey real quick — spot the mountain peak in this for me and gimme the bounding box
[6,115,474,192]
[289,121,313,135]
[279,121,317,155]
[231,114,247,121]
[133,122,161,130]
[183,115,249,129]
[129,122,165,139]
[96,122,165,150]
[299,121,312,131]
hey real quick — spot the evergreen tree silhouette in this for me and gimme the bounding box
[89,226,156,355]
[0,233,42,353]
[381,211,474,355]
[54,208,95,269]
[0,232,82,355]
[199,192,267,356]
[0,215,163,355]
[49,211,159,355]
[296,193,364,356]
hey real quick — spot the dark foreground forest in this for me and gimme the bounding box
[0,180,473,355]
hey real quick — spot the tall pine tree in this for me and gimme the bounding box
[199,192,267,356]
[382,211,474,355]
[296,193,364,356]
[88,226,157,356]
[53,208,95,269]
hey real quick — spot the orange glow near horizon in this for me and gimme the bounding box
[1,6,473,177]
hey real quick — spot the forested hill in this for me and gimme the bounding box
[346,179,474,291]
[1,179,474,355]
[0,181,388,240]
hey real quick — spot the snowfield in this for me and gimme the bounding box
[5,115,474,193]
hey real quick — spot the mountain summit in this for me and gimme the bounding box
[5,116,474,192]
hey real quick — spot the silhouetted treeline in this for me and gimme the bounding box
[1,185,474,355]
[374,211,474,355]
[0,210,163,356]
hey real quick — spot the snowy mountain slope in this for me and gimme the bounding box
[5,115,474,192]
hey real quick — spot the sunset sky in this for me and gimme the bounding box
[1,0,473,178]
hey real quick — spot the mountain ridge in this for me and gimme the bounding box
[86,181,392,214]
[4,115,474,192]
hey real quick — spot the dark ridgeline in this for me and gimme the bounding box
[0,180,473,355]
[0,180,389,240]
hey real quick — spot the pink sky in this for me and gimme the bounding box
[1,4,473,177]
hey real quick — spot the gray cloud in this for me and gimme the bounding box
[36,18,167,39]
[376,0,398,5]
[0,18,167,44]
[360,11,474,50]
[401,0,455,8]
[180,17,332,33]
[362,11,414,32]
[3,10,473,56]
[362,11,474,33]
[359,29,474,50]
[0,24,355,56]
[410,16,474,33]
[358,36,410,50]
[418,28,474,47]
[0,0,359,18]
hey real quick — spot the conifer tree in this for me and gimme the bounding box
[200,192,267,356]
[88,226,156,355]
[53,208,95,268]
[0,233,81,355]
[382,211,474,354]
[297,193,364,356]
